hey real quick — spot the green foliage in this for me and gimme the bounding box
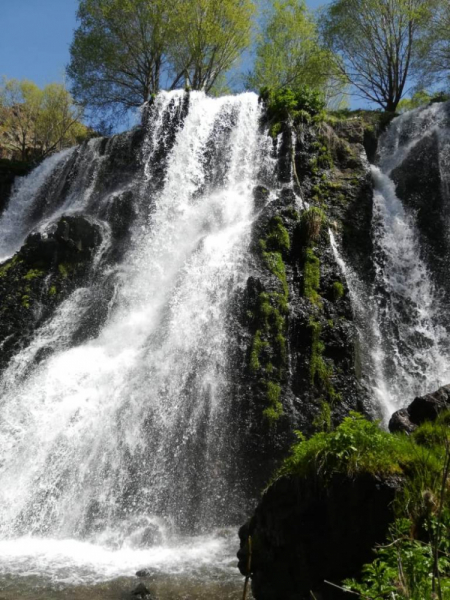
[332,281,344,301]
[398,89,450,113]
[414,1,450,90]
[280,412,416,480]
[321,0,434,112]
[68,0,254,121]
[279,410,450,599]
[0,77,87,161]
[261,86,326,124]
[48,285,58,296]
[248,0,343,100]
[23,269,44,281]
[344,514,450,599]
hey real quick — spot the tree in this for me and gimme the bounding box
[68,0,255,122]
[172,0,255,93]
[68,0,176,121]
[321,0,433,112]
[0,78,87,162]
[415,1,450,88]
[248,0,342,100]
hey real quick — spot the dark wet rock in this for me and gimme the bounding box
[253,186,270,211]
[0,215,103,371]
[389,408,416,434]
[238,472,401,600]
[136,568,155,578]
[131,582,154,599]
[0,159,32,215]
[390,121,450,308]
[389,384,450,433]
[228,119,372,505]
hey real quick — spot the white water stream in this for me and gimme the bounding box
[0,91,270,593]
[333,103,450,422]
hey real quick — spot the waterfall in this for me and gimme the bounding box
[333,103,450,422]
[0,91,271,586]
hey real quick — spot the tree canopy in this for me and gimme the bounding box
[0,78,88,162]
[415,0,450,88]
[68,0,255,121]
[248,0,343,101]
[321,0,434,112]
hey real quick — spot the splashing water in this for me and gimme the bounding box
[0,91,271,593]
[332,103,450,422]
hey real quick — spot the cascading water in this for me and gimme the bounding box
[333,102,450,422]
[0,91,272,597]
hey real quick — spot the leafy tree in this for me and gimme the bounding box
[248,0,342,100]
[415,0,450,88]
[68,0,176,121]
[68,0,255,122]
[172,0,255,93]
[321,0,434,112]
[0,78,87,162]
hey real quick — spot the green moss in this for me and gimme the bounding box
[21,294,30,309]
[249,214,294,422]
[58,264,69,278]
[304,248,321,305]
[269,122,282,139]
[23,268,45,281]
[266,216,290,253]
[263,381,283,423]
[250,330,268,373]
[0,255,21,278]
[332,281,344,301]
[313,401,332,432]
[48,285,57,296]
[309,318,341,403]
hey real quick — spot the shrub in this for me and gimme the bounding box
[261,86,326,123]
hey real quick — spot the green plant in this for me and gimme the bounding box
[23,268,44,280]
[261,86,326,123]
[301,207,326,243]
[332,281,344,301]
[303,249,321,305]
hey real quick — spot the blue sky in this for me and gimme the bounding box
[0,0,330,88]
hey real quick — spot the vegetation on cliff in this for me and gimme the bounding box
[277,411,450,599]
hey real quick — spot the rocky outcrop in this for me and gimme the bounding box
[0,215,103,370]
[389,102,450,309]
[0,159,31,215]
[238,472,401,600]
[389,384,450,433]
[229,116,374,497]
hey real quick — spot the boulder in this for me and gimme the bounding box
[238,472,401,600]
[131,582,154,599]
[389,384,450,433]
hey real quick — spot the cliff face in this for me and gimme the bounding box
[228,114,376,495]
[237,101,450,600]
